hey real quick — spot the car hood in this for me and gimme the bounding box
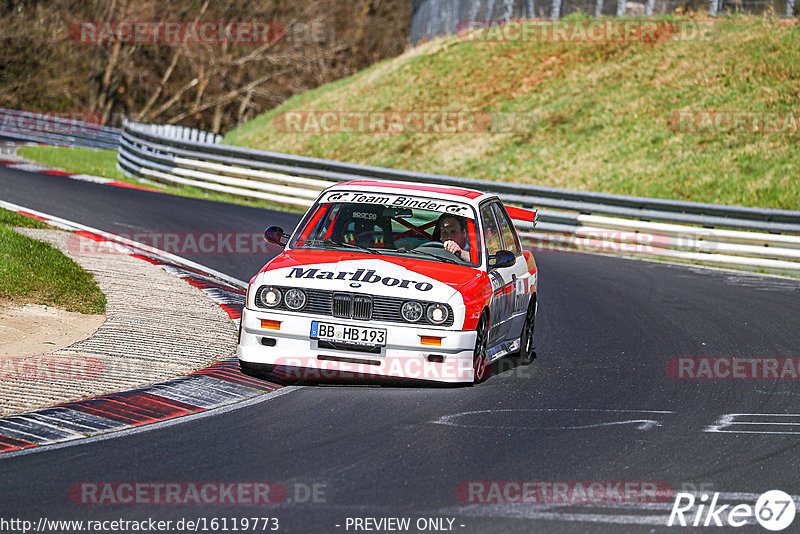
[255,249,483,302]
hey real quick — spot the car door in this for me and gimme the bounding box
[491,202,530,346]
[480,202,514,351]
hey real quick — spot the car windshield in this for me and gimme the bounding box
[290,192,480,266]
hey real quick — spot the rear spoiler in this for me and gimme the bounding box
[505,205,538,227]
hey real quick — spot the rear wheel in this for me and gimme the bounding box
[472,314,490,384]
[515,296,536,364]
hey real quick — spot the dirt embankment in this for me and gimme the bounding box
[0,300,104,359]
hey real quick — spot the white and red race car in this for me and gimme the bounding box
[237,180,538,384]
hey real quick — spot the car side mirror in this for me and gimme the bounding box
[489,250,516,269]
[264,226,288,246]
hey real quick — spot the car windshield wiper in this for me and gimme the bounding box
[397,247,459,264]
[304,238,383,255]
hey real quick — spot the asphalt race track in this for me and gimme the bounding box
[2,167,800,533]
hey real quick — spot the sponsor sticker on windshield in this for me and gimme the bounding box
[320,191,473,217]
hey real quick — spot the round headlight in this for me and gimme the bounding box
[259,286,282,308]
[426,303,449,324]
[284,288,306,310]
[401,301,424,323]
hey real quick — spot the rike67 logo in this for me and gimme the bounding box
[668,490,796,530]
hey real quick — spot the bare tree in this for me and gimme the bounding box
[0,0,412,132]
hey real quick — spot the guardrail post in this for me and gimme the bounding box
[616,0,628,16]
[709,0,720,16]
[787,0,796,17]
[595,0,604,16]
[646,0,655,16]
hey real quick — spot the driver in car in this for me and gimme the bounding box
[434,214,470,262]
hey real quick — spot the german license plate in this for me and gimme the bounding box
[311,321,387,346]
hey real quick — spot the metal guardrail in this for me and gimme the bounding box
[118,120,800,232]
[120,121,222,144]
[0,109,120,150]
[118,120,327,207]
[3,110,796,274]
[118,119,800,275]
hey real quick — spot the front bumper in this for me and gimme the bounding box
[237,307,477,383]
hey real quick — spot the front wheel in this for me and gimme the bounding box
[239,360,274,378]
[472,314,490,384]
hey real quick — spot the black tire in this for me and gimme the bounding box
[472,314,490,384]
[239,360,274,378]
[515,296,537,364]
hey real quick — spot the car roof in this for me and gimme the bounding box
[328,179,494,206]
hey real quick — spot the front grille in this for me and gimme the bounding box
[332,293,373,320]
[372,297,402,322]
[352,295,372,320]
[332,293,352,318]
[256,286,453,327]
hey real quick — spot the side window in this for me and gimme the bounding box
[297,203,336,245]
[492,203,521,256]
[480,204,502,258]
[316,204,340,239]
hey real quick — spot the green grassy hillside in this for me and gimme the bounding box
[223,16,800,210]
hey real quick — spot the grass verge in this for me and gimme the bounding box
[0,208,106,314]
[16,146,127,181]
